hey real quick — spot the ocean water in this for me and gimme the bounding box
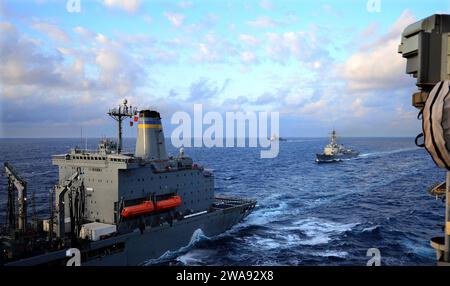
[0,137,446,266]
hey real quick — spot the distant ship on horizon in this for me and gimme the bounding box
[269,134,287,142]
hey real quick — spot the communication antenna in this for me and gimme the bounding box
[107,99,137,154]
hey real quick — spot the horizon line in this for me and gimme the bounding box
[0,136,417,139]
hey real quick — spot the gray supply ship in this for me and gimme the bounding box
[315,130,359,163]
[0,100,256,266]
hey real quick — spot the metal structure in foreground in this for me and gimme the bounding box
[4,163,27,232]
[399,14,450,265]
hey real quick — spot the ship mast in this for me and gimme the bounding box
[331,130,337,145]
[107,99,137,154]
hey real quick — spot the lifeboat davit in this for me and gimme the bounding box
[121,196,182,218]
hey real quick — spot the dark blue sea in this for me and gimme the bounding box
[0,138,445,265]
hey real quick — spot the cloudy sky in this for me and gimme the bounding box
[1,0,449,138]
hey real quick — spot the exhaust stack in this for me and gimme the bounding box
[135,110,168,160]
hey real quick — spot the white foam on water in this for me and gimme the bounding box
[238,228,305,252]
[242,217,359,251]
[292,217,359,246]
[302,197,331,210]
[232,192,292,229]
[176,249,217,265]
[142,228,208,265]
[298,236,331,246]
[244,201,289,226]
[250,237,284,250]
[359,147,420,158]
[310,250,349,258]
[362,225,380,233]
[401,238,435,257]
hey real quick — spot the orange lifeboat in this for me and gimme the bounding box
[121,201,155,218]
[121,196,182,218]
[155,196,182,213]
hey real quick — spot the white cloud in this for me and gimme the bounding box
[266,32,301,60]
[312,61,321,69]
[294,10,419,134]
[0,22,66,90]
[31,22,70,43]
[0,21,14,33]
[1,21,145,101]
[340,10,417,91]
[152,49,178,63]
[349,98,369,118]
[360,22,379,37]
[299,98,327,115]
[259,0,272,10]
[192,33,236,63]
[143,15,152,25]
[194,43,219,62]
[240,51,258,64]
[237,10,419,134]
[96,50,119,76]
[95,33,109,44]
[264,31,326,64]
[164,12,185,28]
[0,20,153,137]
[0,5,424,137]
[247,16,277,28]
[73,26,95,39]
[102,0,141,13]
[239,34,261,46]
[323,4,333,13]
[178,1,192,8]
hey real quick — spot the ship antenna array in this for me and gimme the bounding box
[107,99,137,154]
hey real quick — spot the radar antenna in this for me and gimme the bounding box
[107,99,137,154]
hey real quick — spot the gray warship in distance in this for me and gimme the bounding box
[315,130,359,163]
[0,100,256,266]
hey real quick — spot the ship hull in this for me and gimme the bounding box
[4,198,255,266]
[315,152,359,163]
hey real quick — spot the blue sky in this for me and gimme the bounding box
[1,0,449,138]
